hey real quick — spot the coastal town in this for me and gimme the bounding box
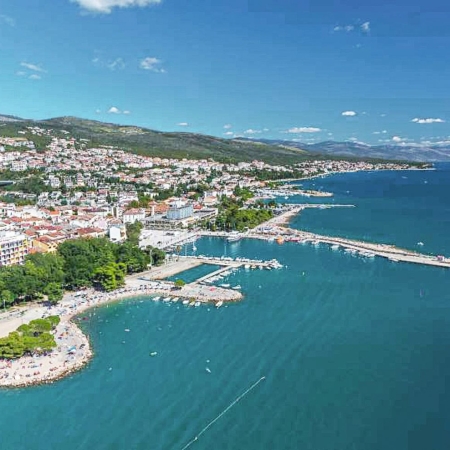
[0,126,419,262]
[0,125,434,388]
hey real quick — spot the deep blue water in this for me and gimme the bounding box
[291,164,450,256]
[1,166,450,450]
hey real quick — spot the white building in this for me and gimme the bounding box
[122,208,146,224]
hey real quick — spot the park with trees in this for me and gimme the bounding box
[0,236,165,310]
[0,316,60,359]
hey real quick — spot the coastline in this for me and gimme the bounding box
[0,273,242,388]
[0,166,438,389]
[275,165,435,184]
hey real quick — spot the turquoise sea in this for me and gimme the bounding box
[2,165,450,450]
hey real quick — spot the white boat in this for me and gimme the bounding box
[330,244,340,251]
[244,264,251,269]
[216,301,224,308]
[220,283,230,288]
[153,297,161,301]
[417,242,424,246]
[227,232,242,242]
[172,297,179,303]
[189,301,195,306]
[232,285,241,290]
[163,297,171,302]
[205,367,212,373]
[194,301,201,307]
[182,299,189,305]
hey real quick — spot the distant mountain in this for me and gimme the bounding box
[0,114,24,123]
[236,138,450,162]
[0,113,438,163]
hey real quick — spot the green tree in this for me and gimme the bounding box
[44,282,64,305]
[0,289,15,310]
[126,221,143,246]
[174,279,185,289]
[115,242,150,273]
[93,263,126,291]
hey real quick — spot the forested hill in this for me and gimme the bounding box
[0,115,310,165]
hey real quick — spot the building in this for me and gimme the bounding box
[109,224,127,243]
[166,202,194,220]
[122,208,146,224]
[0,232,31,266]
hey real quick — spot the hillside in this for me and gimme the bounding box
[0,115,310,165]
[0,114,437,164]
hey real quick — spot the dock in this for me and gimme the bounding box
[248,227,450,269]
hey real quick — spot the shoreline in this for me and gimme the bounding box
[0,275,242,388]
[0,166,437,389]
[275,166,435,184]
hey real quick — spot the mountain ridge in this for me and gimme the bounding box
[235,138,450,162]
[0,113,438,163]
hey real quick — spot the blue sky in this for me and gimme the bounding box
[1,0,450,146]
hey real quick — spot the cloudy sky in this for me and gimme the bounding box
[1,0,450,145]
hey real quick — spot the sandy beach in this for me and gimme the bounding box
[0,269,242,388]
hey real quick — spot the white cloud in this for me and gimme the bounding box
[29,74,41,80]
[243,129,262,135]
[392,136,403,142]
[71,0,162,14]
[16,71,26,77]
[361,22,370,33]
[107,106,130,114]
[412,117,445,124]
[95,109,101,114]
[107,58,125,70]
[177,122,189,127]
[107,106,121,114]
[223,131,234,136]
[93,57,126,70]
[20,62,46,73]
[139,56,165,73]
[341,110,357,117]
[0,14,15,26]
[223,124,232,129]
[286,127,321,133]
[333,22,370,34]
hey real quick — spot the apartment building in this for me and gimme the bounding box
[0,232,31,266]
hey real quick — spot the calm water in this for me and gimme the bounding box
[1,166,450,450]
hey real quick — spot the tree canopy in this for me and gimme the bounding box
[0,236,165,309]
[0,316,60,359]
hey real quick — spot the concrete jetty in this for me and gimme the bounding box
[249,227,450,269]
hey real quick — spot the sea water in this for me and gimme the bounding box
[1,166,450,449]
